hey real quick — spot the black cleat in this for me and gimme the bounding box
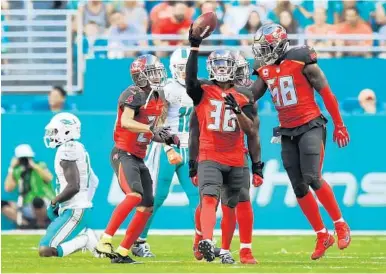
[95,243,118,259]
[111,254,139,264]
[220,252,236,264]
[198,239,215,262]
[214,247,221,257]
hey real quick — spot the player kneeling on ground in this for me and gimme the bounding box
[39,113,99,258]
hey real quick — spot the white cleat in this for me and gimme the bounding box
[85,229,105,258]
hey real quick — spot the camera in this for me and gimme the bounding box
[18,157,31,170]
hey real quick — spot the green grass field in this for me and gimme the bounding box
[2,235,386,273]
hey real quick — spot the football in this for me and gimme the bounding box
[191,12,217,40]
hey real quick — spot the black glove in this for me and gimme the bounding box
[150,125,171,140]
[224,93,242,114]
[188,160,198,178]
[188,24,202,48]
[165,134,180,148]
[252,161,264,178]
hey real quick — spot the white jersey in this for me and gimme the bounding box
[54,141,98,213]
[164,79,194,148]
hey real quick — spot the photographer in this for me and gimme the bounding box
[2,144,54,229]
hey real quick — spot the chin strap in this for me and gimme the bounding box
[144,88,154,109]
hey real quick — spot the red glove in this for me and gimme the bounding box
[333,125,350,148]
[191,175,198,187]
[252,174,263,187]
[252,162,264,187]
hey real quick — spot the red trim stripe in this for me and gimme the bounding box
[118,163,132,194]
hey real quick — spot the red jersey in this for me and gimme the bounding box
[254,46,321,128]
[114,86,165,159]
[195,80,253,167]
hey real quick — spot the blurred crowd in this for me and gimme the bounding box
[65,0,386,58]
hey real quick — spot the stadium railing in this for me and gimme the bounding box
[1,8,80,94]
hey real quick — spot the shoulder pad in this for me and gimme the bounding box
[285,46,317,65]
[252,59,265,75]
[57,141,79,161]
[119,85,144,109]
[198,79,214,86]
[234,86,253,101]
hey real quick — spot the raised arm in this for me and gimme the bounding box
[303,63,349,148]
[186,26,204,105]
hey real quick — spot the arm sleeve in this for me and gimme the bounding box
[241,104,255,121]
[186,50,204,105]
[319,86,344,126]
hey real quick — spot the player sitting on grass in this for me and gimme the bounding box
[38,113,99,258]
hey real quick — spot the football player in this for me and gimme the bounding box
[131,48,199,258]
[189,52,263,264]
[186,28,262,263]
[251,23,351,260]
[96,54,180,264]
[39,113,99,258]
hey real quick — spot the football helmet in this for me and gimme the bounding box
[234,51,250,87]
[252,23,289,65]
[44,112,81,148]
[170,48,190,86]
[207,50,237,82]
[130,54,167,91]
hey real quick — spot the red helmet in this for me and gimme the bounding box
[130,54,167,91]
[252,23,289,65]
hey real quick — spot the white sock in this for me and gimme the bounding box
[315,228,327,234]
[240,243,252,249]
[219,249,229,255]
[334,218,344,224]
[57,234,88,257]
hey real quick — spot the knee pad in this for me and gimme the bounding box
[32,197,45,209]
[201,186,220,199]
[293,182,309,198]
[303,174,323,191]
[238,188,250,203]
[140,195,154,208]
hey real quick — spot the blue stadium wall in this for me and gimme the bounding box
[2,58,386,231]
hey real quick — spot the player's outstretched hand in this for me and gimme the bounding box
[166,148,183,165]
[47,201,59,221]
[165,134,180,148]
[333,125,350,148]
[252,162,264,187]
[189,24,202,48]
[224,93,242,114]
[189,160,198,186]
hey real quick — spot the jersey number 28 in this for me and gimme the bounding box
[266,76,298,107]
[208,100,237,132]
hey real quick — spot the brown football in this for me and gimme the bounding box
[191,12,217,40]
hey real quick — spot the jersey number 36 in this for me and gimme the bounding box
[208,100,237,132]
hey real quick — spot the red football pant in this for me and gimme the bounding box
[297,192,325,232]
[221,204,236,250]
[315,180,342,222]
[236,201,253,245]
[120,210,151,249]
[200,195,218,240]
[105,195,142,236]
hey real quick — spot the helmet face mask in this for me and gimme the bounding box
[207,50,237,82]
[235,63,250,86]
[252,24,289,65]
